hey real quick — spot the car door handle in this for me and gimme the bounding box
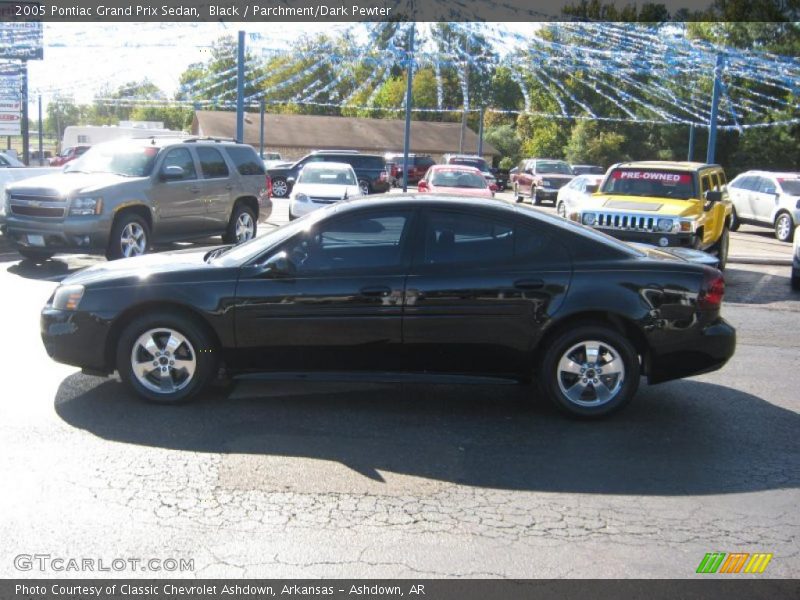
[359,286,392,297]
[514,278,544,290]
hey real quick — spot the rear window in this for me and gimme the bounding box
[450,157,490,172]
[226,146,265,176]
[601,168,696,200]
[348,156,385,170]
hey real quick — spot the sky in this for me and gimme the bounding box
[24,22,535,114]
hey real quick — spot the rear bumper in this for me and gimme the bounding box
[41,307,113,373]
[647,317,736,384]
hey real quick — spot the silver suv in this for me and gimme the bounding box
[727,170,800,242]
[3,137,269,260]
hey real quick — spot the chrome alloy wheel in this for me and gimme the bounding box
[130,328,197,395]
[120,222,147,257]
[235,211,255,243]
[776,214,792,242]
[556,340,625,407]
[271,179,288,197]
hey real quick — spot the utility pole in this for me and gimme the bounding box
[401,25,415,193]
[37,94,43,165]
[458,36,470,154]
[236,30,245,144]
[687,124,695,161]
[21,61,29,165]
[706,54,724,164]
[477,106,484,157]
[259,99,265,158]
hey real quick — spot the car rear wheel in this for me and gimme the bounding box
[710,227,730,270]
[774,212,794,243]
[107,213,150,260]
[223,203,257,244]
[117,312,217,404]
[539,325,640,418]
[729,206,740,231]
[792,267,800,291]
[271,177,289,198]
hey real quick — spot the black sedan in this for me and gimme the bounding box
[41,195,736,418]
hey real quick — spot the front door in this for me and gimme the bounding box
[402,208,572,376]
[151,147,207,239]
[233,208,416,371]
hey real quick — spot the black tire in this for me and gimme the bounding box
[116,311,218,404]
[710,227,730,271]
[792,269,800,291]
[222,202,257,244]
[271,177,290,198]
[532,186,541,205]
[556,201,566,218]
[729,206,740,232]
[358,179,371,196]
[539,325,640,419]
[289,210,297,221]
[514,184,523,203]
[18,248,54,262]
[774,212,795,243]
[106,212,150,261]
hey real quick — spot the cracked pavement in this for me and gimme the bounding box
[0,226,798,579]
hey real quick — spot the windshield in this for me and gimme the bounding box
[536,161,573,175]
[451,158,491,173]
[601,168,696,200]
[430,169,487,188]
[298,167,356,185]
[778,179,800,195]
[212,206,336,266]
[65,143,159,176]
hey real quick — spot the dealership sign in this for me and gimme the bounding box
[0,22,43,60]
[0,99,21,135]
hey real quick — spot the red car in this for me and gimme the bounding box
[417,165,496,198]
[49,145,91,167]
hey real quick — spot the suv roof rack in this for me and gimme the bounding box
[182,136,237,143]
[311,149,360,154]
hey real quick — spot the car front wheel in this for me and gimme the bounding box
[358,179,371,196]
[539,325,640,418]
[223,203,257,244]
[117,312,217,404]
[556,201,566,218]
[107,213,150,260]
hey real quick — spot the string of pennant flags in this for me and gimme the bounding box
[9,22,800,131]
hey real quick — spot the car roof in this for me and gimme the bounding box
[613,161,720,171]
[429,164,482,172]
[736,170,800,178]
[300,161,355,170]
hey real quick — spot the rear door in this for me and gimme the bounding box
[753,176,778,222]
[402,207,572,375]
[195,146,233,230]
[233,207,416,371]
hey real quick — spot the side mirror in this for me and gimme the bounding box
[418,180,429,192]
[704,190,722,211]
[161,165,185,180]
[261,251,296,278]
[585,184,599,194]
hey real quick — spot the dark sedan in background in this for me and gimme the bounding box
[41,196,735,418]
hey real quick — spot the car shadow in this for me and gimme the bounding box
[724,266,797,304]
[55,374,799,496]
[5,256,87,282]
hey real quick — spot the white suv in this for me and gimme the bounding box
[727,171,800,242]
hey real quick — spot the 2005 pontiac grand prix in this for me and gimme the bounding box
[41,195,735,418]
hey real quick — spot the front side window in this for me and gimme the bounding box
[196,147,229,179]
[161,148,196,180]
[282,210,412,273]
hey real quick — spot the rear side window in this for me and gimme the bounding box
[759,178,777,194]
[226,147,265,176]
[197,147,229,179]
[349,156,384,170]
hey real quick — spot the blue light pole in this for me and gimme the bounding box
[401,25,415,193]
[706,54,724,164]
[236,30,245,143]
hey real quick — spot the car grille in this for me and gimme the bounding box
[309,196,343,204]
[8,191,66,219]
[543,178,569,189]
[595,212,659,232]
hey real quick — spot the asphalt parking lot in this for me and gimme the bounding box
[0,192,797,579]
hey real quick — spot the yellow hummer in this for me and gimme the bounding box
[569,161,733,268]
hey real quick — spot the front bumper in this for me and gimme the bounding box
[595,228,697,249]
[534,188,561,201]
[41,307,113,373]
[647,317,736,384]
[5,214,111,253]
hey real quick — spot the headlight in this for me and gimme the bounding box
[657,218,674,232]
[582,213,596,226]
[69,197,103,216]
[52,284,84,311]
[294,193,309,203]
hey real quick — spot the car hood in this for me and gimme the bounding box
[7,171,143,196]
[62,249,218,287]
[293,183,361,199]
[581,194,701,217]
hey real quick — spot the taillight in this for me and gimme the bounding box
[698,269,725,310]
[266,175,272,197]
